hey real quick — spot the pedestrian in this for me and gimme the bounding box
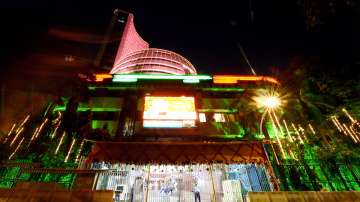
[192,184,201,202]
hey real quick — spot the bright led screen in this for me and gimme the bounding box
[143,96,196,128]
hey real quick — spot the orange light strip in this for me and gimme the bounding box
[95,74,112,82]
[213,75,279,85]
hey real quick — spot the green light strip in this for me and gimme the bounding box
[115,78,138,82]
[53,107,121,112]
[202,87,244,92]
[183,79,200,83]
[112,74,212,83]
[88,86,137,90]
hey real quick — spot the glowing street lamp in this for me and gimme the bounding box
[254,90,286,163]
[254,95,282,109]
[254,93,283,138]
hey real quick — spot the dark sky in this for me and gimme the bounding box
[0,0,357,78]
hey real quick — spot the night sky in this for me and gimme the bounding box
[0,0,358,79]
[0,0,358,131]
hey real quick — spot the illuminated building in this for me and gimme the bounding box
[110,13,196,75]
[111,48,197,75]
[1,11,360,202]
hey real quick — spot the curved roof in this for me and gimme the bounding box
[111,48,197,75]
[110,14,197,75]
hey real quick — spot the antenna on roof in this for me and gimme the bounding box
[237,43,257,75]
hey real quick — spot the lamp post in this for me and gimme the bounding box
[255,93,283,164]
[256,95,282,137]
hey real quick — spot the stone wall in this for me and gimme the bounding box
[0,182,113,202]
[248,191,360,201]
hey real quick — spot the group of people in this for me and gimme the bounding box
[160,180,201,202]
[158,178,201,202]
[159,178,177,196]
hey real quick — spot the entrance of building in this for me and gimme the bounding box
[93,163,272,202]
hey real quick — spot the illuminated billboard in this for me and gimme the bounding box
[143,96,196,128]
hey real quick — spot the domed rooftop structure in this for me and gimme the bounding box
[110,48,197,75]
[110,13,197,75]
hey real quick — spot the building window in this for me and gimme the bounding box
[199,113,206,122]
[214,113,225,122]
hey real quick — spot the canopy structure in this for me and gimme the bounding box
[86,141,267,164]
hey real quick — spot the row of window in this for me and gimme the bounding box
[199,113,234,123]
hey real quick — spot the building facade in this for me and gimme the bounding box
[1,11,360,202]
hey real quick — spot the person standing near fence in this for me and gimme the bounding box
[192,184,201,202]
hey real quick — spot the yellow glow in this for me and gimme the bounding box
[260,96,281,109]
[213,75,279,85]
[143,96,196,120]
[253,89,283,110]
[95,74,112,82]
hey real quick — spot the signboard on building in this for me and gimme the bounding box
[143,96,196,128]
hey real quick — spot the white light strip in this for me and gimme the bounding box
[27,127,39,147]
[308,123,316,134]
[342,108,355,123]
[64,138,76,163]
[34,118,48,139]
[291,123,303,144]
[51,121,61,139]
[282,120,293,142]
[10,127,24,147]
[343,123,357,142]
[15,114,30,134]
[3,124,16,143]
[55,132,66,155]
[9,138,25,160]
[7,124,16,137]
[75,140,85,163]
